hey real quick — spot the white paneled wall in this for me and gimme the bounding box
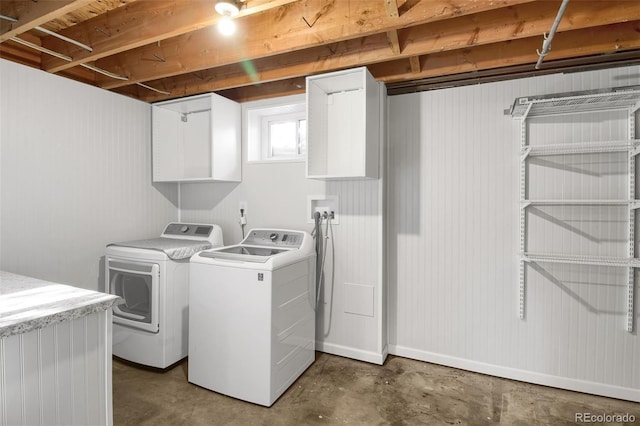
[180,101,385,362]
[4,55,638,402]
[181,166,386,362]
[0,60,178,291]
[387,66,640,401]
[0,311,113,426]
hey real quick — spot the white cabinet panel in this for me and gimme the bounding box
[306,67,382,180]
[0,311,113,426]
[152,93,241,182]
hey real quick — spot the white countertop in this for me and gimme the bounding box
[0,270,121,339]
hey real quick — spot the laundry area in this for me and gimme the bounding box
[1,1,640,425]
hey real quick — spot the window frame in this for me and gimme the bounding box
[262,112,307,160]
[244,94,307,164]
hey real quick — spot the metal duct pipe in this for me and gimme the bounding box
[535,0,570,69]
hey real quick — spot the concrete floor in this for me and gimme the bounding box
[113,353,640,425]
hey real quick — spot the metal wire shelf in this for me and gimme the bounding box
[521,200,634,207]
[521,140,640,159]
[513,85,638,332]
[522,252,640,267]
[510,86,640,118]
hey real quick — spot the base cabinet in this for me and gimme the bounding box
[0,311,114,426]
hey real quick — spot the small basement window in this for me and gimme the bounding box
[245,94,306,162]
[266,114,306,158]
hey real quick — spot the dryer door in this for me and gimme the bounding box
[107,258,160,333]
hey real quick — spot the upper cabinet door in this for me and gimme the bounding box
[152,93,241,183]
[306,67,384,180]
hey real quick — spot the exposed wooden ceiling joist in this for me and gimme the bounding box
[0,0,94,42]
[409,56,421,74]
[40,0,300,73]
[387,50,640,95]
[93,0,535,89]
[384,0,400,54]
[0,0,637,103]
[105,1,640,102]
[369,20,640,82]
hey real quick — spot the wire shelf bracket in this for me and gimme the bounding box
[513,86,639,332]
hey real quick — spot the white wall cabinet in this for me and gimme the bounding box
[512,86,640,332]
[306,67,383,180]
[152,93,241,182]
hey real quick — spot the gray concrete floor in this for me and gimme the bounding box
[113,352,640,425]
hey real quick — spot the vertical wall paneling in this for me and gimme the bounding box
[2,333,23,425]
[379,87,388,359]
[387,65,640,402]
[0,59,179,291]
[0,311,112,425]
[180,167,385,363]
[56,316,73,425]
[39,326,56,422]
[0,58,3,267]
[628,107,636,334]
[179,91,386,363]
[0,336,4,424]
[105,311,113,426]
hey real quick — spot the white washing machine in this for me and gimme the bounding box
[105,222,223,369]
[189,228,316,406]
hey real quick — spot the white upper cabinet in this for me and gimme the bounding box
[306,67,384,180]
[152,93,241,182]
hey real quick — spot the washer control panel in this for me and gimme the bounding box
[244,230,303,248]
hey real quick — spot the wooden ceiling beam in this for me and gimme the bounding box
[93,0,535,89]
[368,21,640,82]
[0,0,94,42]
[384,0,400,54]
[120,33,391,102]
[409,56,421,74]
[114,75,307,104]
[384,0,398,18]
[218,77,307,103]
[107,1,640,102]
[387,30,400,55]
[121,20,640,103]
[0,36,41,68]
[40,0,300,73]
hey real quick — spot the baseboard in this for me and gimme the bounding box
[389,345,640,403]
[317,341,387,365]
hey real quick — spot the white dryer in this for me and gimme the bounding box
[189,228,315,406]
[106,222,223,369]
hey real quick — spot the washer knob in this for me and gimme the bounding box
[180,225,189,233]
[269,232,279,241]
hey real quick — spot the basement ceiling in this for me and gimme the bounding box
[1,0,639,103]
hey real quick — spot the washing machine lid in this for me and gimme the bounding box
[199,245,289,263]
[107,238,212,260]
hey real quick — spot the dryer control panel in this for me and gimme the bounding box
[243,230,304,248]
[163,223,212,237]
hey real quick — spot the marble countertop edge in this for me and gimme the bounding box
[0,271,122,339]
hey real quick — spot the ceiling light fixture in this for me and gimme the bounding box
[215,0,241,36]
